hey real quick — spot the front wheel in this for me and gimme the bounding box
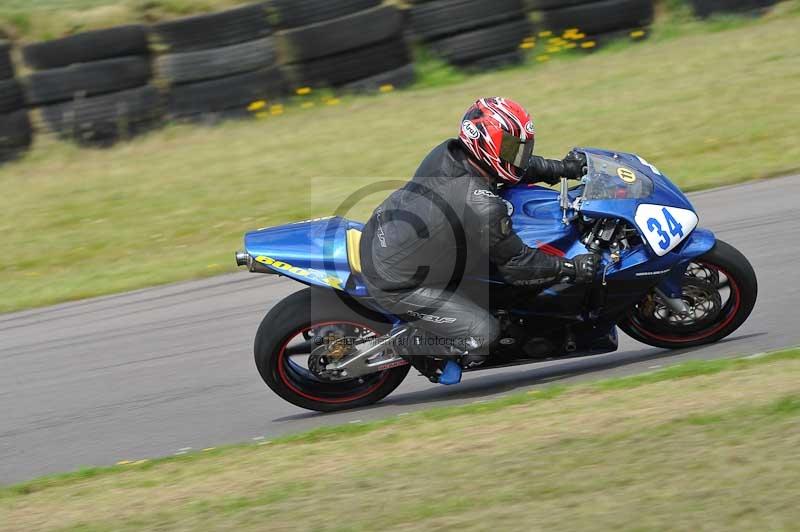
[618,239,757,349]
[255,288,410,412]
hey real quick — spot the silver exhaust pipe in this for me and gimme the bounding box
[235,250,251,268]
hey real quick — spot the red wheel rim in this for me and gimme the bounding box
[628,263,742,344]
[276,321,393,404]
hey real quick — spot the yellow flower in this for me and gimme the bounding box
[247,100,266,112]
[536,54,550,62]
[630,30,646,38]
[379,84,394,93]
[325,98,341,105]
[270,104,284,115]
[520,41,535,49]
[538,30,552,37]
[581,41,596,49]
[296,87,312,95]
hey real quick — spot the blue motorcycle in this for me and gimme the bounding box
[236,148,757,412]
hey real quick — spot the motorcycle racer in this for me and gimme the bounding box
[360,97,599,383]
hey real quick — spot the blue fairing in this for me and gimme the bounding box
[243,216,366,295]
[500,147,715,291]
[574,147,696,227]
[243,147,716,305]
[503,185,584,259]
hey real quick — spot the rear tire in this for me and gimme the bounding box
[619,240,757,349]
[255,288,410,412]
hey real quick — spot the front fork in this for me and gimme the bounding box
[652,260,691,316]
[654,227,717,313]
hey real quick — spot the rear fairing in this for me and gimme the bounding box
[243,216,367,296]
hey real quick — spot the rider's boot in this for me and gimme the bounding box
[398,330,488,385]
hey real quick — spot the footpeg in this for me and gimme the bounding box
[461,353,487,369]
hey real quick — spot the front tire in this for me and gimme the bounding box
[255,288,410,412]
[619,239,757,349]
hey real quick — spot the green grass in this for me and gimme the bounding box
[2,7,800,313]
[0,0,252,41]
[2,347,799,531]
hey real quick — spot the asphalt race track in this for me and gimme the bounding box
[2,176,799,484]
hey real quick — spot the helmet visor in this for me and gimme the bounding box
[499,131,534,169]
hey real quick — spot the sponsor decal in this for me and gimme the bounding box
[635,268,672,277]
[254,255,343,289]
[290,216,334,225]
[406,310,457,324]
[617,167,637,183]
[375,208,387,248]
[260,216,333,230]
[636,155,662,176]
[473,188,499,198]
[462,120,480,140]
[525,121,536,135]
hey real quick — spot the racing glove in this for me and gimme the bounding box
[524,152,586,185]
[557,254,600,284]
[561,150,587,180]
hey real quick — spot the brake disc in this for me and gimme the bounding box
[640,278,723,333]
[307,326,360,380]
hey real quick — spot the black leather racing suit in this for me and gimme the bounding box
[360,139,572,356]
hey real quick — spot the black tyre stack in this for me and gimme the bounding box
[409,0,531,70]
[153,3,285,122]
[21,25,161,146]
[269,0,414,92]
[0,40,32,162]
[525,0,654,53]
[688,0,778,18]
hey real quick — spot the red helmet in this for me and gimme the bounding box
[458,97,535,184]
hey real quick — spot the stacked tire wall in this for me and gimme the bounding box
[525,0,655,52]
[270,1,414,92]
[152,3,283,122]
[688,0,778,18]
[0,41,32,161]
[21,25,161,146]
[0,0,781,164]
[408,0,532,70]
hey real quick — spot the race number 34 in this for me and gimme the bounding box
[647,208,683,250]
[635,204,698,256]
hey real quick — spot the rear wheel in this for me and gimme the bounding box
[255,288,410,412]
[618,240,757,349]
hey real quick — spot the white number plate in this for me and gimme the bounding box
[634,204,698,256]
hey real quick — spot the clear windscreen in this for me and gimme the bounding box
[582,153,654,200]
